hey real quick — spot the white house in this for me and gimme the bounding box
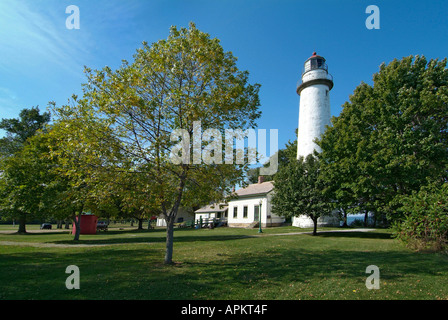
[227,176,285,228]
[156,207,195,227]
[292,211,341,228]
[194,203,228,221]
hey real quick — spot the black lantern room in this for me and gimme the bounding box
[302,52,328,74]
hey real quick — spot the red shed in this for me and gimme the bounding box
[72,214,98,235]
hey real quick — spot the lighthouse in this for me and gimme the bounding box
[293,52,339,228]
[296,52,333,159]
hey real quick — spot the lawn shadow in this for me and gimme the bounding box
[312,231,393,240]
[179,245,448,298]
[50,233,256,246]
[1,230,72,236]
[1,229,447,299]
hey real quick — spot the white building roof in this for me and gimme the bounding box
[233,181,274,198]
[195,203,228,213]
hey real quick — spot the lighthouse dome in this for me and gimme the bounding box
[297,52,333,94]
[303,52,328,75]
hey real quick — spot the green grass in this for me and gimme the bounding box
[0,225,447,300]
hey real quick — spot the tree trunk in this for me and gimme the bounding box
[312,216,318,236]
[364,210,368,227]
[17,213,27,234]
[164,217,175,264]
[138,218,143,230]
[73,213,82,241]
[163,169,187,265]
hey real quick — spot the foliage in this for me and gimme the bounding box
[0,107,51,232]
[0,133,55,232]
[50,22,261,263]
[271,154,333,235]
[319,55,448,223]
[392,182,448,252]
[0,106,50,157]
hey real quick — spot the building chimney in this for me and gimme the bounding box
[258,176,265,184]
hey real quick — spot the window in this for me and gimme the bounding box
[243,206,248,218]
[233,207,238,218]
[308,58,326,72]
[254,205,260,221]
[317,58,324,68]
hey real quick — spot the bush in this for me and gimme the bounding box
[393,183,448,252]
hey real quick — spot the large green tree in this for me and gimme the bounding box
[0,107,51,232]
[271,154,333,235]
[393,181,448,251]
[319,55,448,223]
[50,23,261,263]
[0,133,54,233]
[0,106,50,157]
[47,104,127,240]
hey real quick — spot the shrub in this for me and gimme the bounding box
[393,183,448,252]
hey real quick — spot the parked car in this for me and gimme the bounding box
[40,223,52,230]
[97,221,108,231]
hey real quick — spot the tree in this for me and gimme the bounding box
[47,103,128,241]
[0,106,50,157]
[319,55,448,224]
[271,154,333,235]
[0,133,54,233]
[393,182,448,252]
[90,168,160,230]
[0,129,94,236]
[0,107,51,233]
[50,23,261,263]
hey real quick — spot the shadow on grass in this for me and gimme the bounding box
[51,232,257,245]
[4,227,393,245]
[3,230,72,236]
[1,240,447,299]
[311,231,393,240]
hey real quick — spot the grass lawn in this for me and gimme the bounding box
[0,225,447,300]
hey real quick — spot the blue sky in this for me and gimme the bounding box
[1,0,447,151]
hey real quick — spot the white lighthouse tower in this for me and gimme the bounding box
[293,52,339,228]
[296,52,333,159]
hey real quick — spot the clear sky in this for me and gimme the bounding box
[1,0,447,150]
